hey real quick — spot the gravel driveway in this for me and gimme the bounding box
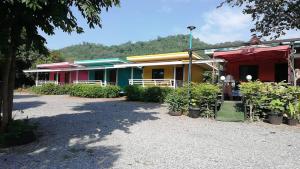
[1,93,300,169]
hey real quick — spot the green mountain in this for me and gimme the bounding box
[56,34,244,61]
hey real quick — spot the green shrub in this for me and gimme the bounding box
[240,81,300,120]
[125,85,172,102]
[165,87,189,113]
[0,120,37,147]
[143,87,173,102]
[30,83,67,95]
[192,83,220,107]
[125,85,145,101]
[69,84,120,98]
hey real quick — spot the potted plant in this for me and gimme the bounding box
[286,102,300,126]
[268,99,285,125]
[188,99,200,118]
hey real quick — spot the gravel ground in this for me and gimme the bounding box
[1,93,300,169]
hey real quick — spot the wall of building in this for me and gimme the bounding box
[143,65,203,83]
[183,65,204,83]
[143,66,175,79]
[224,59,286,82]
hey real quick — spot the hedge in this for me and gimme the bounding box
[125,85,173,103]
[165,83,220,114]
[30,84,120,98]
[30,83,72,95]
[240,81,300,120]
[70,84,120,98]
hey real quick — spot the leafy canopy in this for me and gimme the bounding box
[219,0,300,38]
[0,0,120,54]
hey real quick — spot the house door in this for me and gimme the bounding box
[239,65,259,81]
[275,63,288,82]
[109,69,117,85]
[176,67,183,80]
[65,72,70,84]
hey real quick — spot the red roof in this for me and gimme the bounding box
[213,45,290,62]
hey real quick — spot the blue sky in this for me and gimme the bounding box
[42,0,299,50]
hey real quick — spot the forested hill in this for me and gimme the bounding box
[56,34,244,61]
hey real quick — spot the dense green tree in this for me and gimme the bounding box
[0,0,120,130]
[219,0,300,38]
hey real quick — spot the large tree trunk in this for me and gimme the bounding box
[0,25,20,131]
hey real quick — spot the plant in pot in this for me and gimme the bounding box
[286,102,300,126]
[165,88,188,116]
[268,99,285,125]
[188,98,201,118]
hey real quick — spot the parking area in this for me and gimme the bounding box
[1,93,300,169]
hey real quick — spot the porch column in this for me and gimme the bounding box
[116,68,119,86]
[56,72,59,84]
[182,65,185,82]
[173,66,176,88]
[104,69,107,86]
[69,72,72,83]
[131,67,133,79]
[36,72,39,86]
[76,70,79,83]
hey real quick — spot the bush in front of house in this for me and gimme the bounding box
[164,83,220,117]
[70,84,121,98]
[124,85,145,101]
[0,120,37,148]
[165,87,189,114]
[30,84,120,98]
[69,84,120,98]
[125,85,173,103]
[143,87,173,102]
[240,81,300,123]
[30,83,69,95]
[192,83,220,118]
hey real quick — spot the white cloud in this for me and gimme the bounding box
[194,7,253,44]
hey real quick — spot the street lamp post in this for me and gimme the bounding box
[187,26,196,107]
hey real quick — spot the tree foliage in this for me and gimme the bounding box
[219,0,300,38]
[0,0,120,130]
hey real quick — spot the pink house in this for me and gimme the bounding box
[28,62,89,85]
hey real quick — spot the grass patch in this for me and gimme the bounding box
[216,101,245,122]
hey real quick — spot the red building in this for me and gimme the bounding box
[210,38,300,85]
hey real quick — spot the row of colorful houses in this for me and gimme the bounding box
[24,52,217,88]
[24,38,300,88]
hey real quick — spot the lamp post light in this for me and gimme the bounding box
[246,75,252,82]
[220,76,226,102]
[187,25,196,107]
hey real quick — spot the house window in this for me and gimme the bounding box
[152,69,164,79]
[239,65,258,81]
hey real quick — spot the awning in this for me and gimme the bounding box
[213,45,290,62]
[23,66,115,73]
[113,59,225,70]
[37,62,79,68]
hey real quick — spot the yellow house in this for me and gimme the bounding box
[114,52,217,88]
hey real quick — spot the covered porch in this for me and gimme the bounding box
[114,59,223,88]
[214,45,292,83]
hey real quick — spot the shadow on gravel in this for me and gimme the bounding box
[13,101,46,111]
[14,94,38,100]
[1,100,161,168]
